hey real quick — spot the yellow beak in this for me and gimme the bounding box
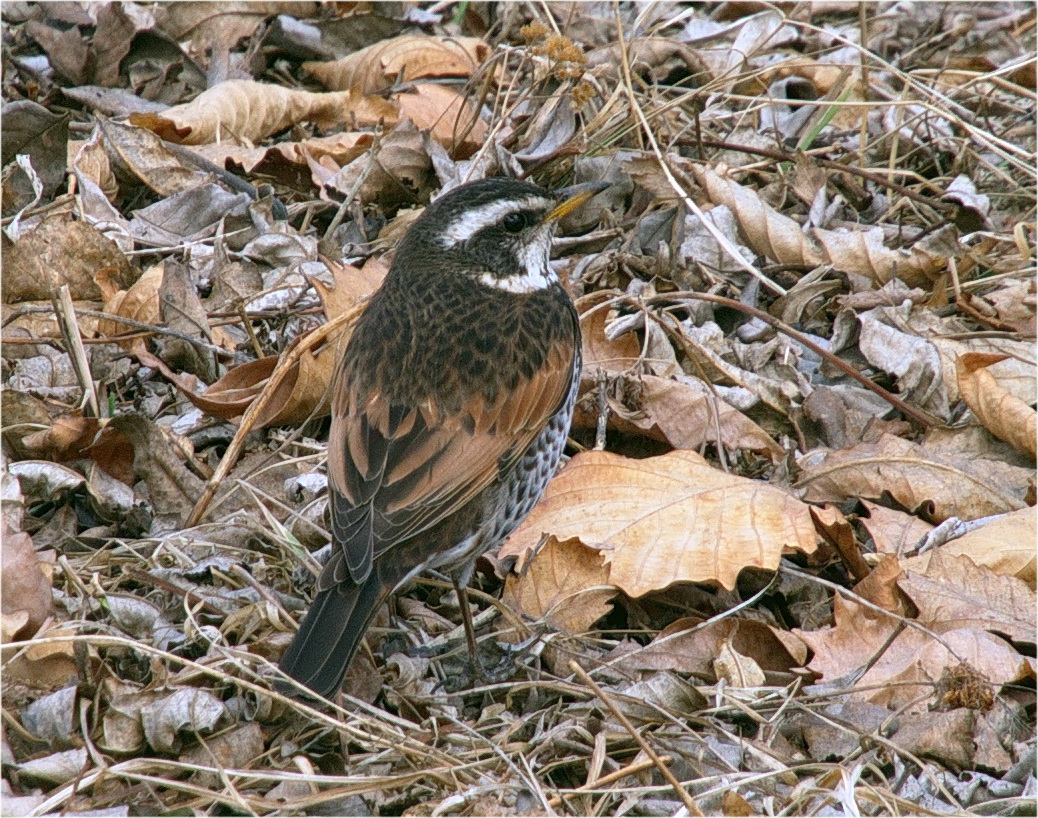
[544,181,610,223]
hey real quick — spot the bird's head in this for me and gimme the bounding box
[395,177,608,294]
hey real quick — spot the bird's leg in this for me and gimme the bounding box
[451,573,487,682]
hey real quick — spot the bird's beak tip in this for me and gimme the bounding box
[545,180,611,222]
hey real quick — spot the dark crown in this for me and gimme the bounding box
[395,178,559,282]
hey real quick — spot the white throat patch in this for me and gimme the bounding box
[438,195,554,246]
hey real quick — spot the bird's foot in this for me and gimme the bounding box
[429,631,541,692]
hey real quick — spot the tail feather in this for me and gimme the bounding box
[278,571,393,699]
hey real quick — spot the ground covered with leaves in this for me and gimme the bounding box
[2,2,1036,816]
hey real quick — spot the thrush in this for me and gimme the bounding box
[279,177,608,698]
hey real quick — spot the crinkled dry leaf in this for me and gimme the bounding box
[891,709,975,772]
[175,258,384,427]
[395,83,487,157]
[796,592,1031,712]
[16,748,88,785]
[19,414,134,485]
[691,163,823,268]
[129,78,487,157]
[613,616,807,684]
[180,723,265,787]
[99,118,214,196]
[156,3,319,60]
[586,37,710,87]
[957,352,1037,459]
[107,414,204,522]
[903,507,1036,587]
[983,277,1036,336]
[500,449,817,595]
[857,305,949,419]
[859,500,934,556]
[130,79,396,145]
[140,688,226,753]
[574,291,643,373]
[899,550,1036,643]
[852,553,913,616]
[691,164,946,287]
[572,373,784,460]
[189,131,374,174]
[796,433,1030,522]
[303,34,490,93]
[3,217,136,303]
[501,536,614,634]
[318,120,432,205]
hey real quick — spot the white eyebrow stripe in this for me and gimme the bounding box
[437,195,554,246]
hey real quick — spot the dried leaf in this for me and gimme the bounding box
[613,616,807,684]
[96,265,162,348]
[691,164,946,287]
[500,449,817,595]
[3,217,136,303]
[574,291,643,373]
[0,531,53,642]
[898,551,1036,643]
[501,536,614,634]
[796,433,1030,522]
[130,80,396,145]
[796,593,1030,712]
[859,500,935,556]
[303,34,490,93]
[572,373,783,460]
[902,508,1036,586]
[957,352,1037,459]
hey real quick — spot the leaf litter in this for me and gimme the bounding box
[1,2,1035,815]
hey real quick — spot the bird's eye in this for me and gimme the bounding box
[502,212,527,233]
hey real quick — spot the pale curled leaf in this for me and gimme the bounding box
[140,688,226,753]
[957,352,1037,459]
[902,507,1036,587]
[130,79,396,145]
[500,449,817,595]
[304,34,490,93]
[691,164,823,268]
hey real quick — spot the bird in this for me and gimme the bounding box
[278,177,608,699]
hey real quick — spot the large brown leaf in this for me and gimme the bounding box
[499,449,817,595]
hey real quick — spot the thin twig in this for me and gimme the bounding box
[54,285,100,417]
[547,754,673,809]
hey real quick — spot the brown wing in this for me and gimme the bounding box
[321,335,576,591]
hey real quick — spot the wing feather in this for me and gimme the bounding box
[325,332,575,585]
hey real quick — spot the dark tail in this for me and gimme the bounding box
[278,571,395,699]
